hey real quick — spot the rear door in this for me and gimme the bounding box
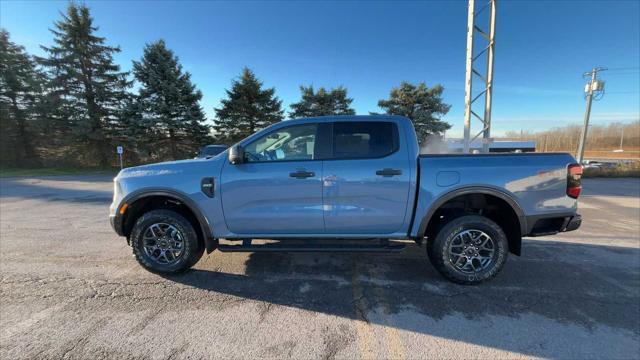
[322,121,412,234]
[220,123,324,235]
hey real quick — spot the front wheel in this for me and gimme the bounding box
[130,209,204,273]
[427,215,508,285]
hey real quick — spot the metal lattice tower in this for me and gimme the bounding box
[463,0,497,153]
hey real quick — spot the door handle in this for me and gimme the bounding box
[289,170,315,179]
[376,168,402,177]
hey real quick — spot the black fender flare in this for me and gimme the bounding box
[416,186,527,246]
[114,188,216,253]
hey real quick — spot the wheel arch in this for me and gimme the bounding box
[417,186,526,255]
[115,189,217,253]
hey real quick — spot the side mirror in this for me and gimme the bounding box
[228,145,244,165]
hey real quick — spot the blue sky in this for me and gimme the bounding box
[1,0,639,137]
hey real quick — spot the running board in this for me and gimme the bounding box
[217,241,406,253]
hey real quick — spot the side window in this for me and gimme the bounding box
[332,122,399,159]
[244,124,318,163]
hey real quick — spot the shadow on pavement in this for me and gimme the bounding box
[0,177,113,204]
[165,240,640,356]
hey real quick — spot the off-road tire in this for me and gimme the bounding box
[427,215,508,285]
[130,209,204,273]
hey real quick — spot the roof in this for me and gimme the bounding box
[282,114,411,125]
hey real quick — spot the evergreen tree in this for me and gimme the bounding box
[214,67,283,143]
[289,85,355,118]
[38,2,130,167]
[0,29,45,167]
[131,40,210,161]
[377,82,451,142]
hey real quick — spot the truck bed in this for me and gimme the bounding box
[409,152,578,237]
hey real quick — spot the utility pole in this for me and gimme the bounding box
[576,67,606,163]
[463,0,497,153]
[619,126,624,151]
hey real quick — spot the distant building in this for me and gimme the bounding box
[445,139,536,153]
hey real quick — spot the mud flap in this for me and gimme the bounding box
[204,237,219,253]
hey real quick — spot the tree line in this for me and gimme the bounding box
[0,2,451,168]
[502,121,640,153]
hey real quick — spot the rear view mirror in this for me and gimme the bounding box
[228,145,244,165]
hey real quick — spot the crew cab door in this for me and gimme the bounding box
[322,121,412,234]
[220,123,324,235]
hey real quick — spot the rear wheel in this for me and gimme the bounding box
[427,215,508,285]
[130,209,203,273]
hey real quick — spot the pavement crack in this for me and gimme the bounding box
[258,301,274,323]
[58,316,108,359]
[127,306,165,336]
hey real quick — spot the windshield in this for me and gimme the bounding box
[198,145,227,158]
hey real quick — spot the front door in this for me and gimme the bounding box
[220,123,324,235]
[322,121,412,234]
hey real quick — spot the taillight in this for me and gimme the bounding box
[567,163,583,198]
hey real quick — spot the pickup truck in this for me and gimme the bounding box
[109,115,582,284]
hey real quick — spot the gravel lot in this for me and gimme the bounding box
[1,175,639,359]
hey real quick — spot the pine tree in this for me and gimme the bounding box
[37,2,130,167]
[289,85,355,118]
[131,40,210,161]
[377,82,451,142]
[214,67,283,143]
[0,29,45,167]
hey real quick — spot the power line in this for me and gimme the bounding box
[601,72,639,76]
[606,67,640,71]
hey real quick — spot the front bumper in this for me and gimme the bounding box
[110,212,125,236]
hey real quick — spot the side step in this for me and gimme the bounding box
[217,239,406,253]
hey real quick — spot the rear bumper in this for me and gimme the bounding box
[564,214,582,232]
[525,213,581,237]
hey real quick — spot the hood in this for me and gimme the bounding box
[117,158,218,180]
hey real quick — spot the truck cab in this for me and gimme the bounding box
[221,116,416,237]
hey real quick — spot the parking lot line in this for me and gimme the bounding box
[351,261,377,359]
[373,285,406,360]
[351,260,406,360]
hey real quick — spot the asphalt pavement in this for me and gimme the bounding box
[0,175,639,359]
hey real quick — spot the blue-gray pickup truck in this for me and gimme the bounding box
[109,115,582,284]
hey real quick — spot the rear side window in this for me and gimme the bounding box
[332,122,399,159]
